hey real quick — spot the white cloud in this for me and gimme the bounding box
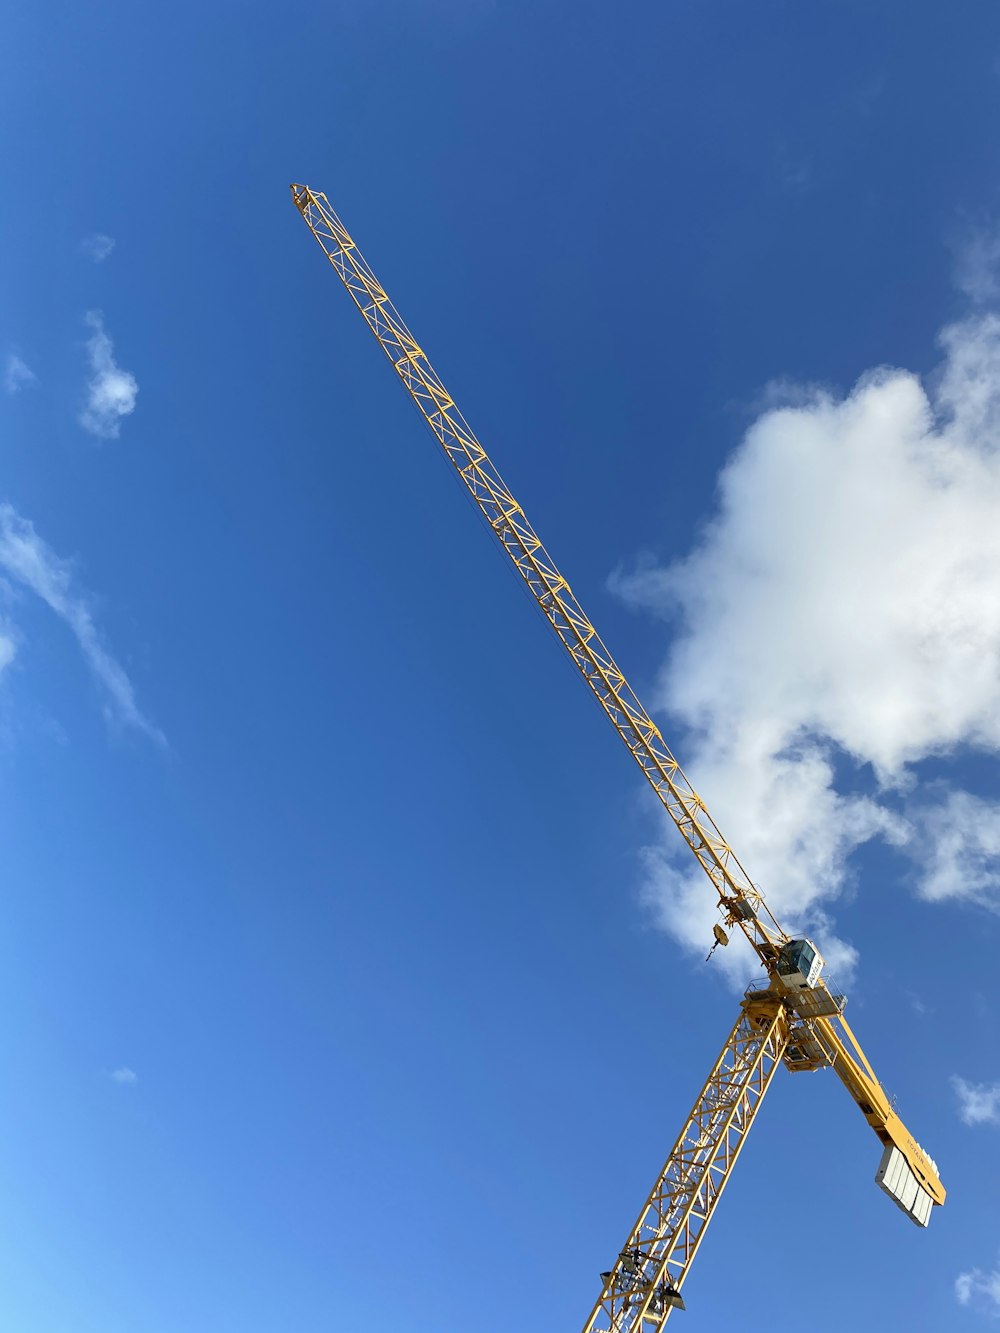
[905,989,929,1017]
[0,580,19,679]
[914,789,1000,906]
[0,503,162,743]
[109,1066,137,1085]
[78,311,138,439]
[953,227,1000,305]
[612,311,1000,976]
[956,1258,1000,1316]
[4,355,37,394]
[0,629,16,678]
[953,1075,1000,1126]
[81,233,116,263]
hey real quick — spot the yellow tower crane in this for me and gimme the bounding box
[290,183,945,1329]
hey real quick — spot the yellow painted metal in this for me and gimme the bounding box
[581,994,789,1332]
[818,1012,945,1205]
[289,183,786,967]
[289,183,945,1270]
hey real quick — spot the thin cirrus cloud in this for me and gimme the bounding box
[952,1075,1000,1126]
[79,311,138,440]
[109,1067,138,1085]
[0,503,163,745]
[610,245,1000,982]
[81,233,116,263]
[4,354,37,394]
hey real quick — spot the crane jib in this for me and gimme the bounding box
[289,184,784,962]
[290,183,945,1327]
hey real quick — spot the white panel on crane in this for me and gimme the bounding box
[876,1145,932,1228]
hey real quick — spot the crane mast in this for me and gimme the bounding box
[290,183,945,1326]
[581,994,789,1331]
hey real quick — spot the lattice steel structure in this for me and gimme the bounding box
[290,183,945,1328]
[288,185,785,967]
[582,994,789,1331]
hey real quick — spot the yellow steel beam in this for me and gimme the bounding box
[818,1012,945,1204]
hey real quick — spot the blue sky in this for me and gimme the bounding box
[3,1,1000,1329]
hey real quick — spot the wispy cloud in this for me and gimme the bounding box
[905,989,929,1018]
[0,626,16,678]
[853,72,886,118]
[956,1258,1000,1316]
[0,503,162,744]
[775,142,814,193]
[81,233,116,263]
[612,304,1000,978]
[109,1066,138,1085]
[952,1075,1000,1126]
[952,226,1000,305]
[4,355,37,395]
[79,311,138,440]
